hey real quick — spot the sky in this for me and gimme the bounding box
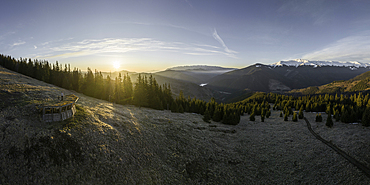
[1,0,370,72]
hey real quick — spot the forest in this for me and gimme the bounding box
[1,54,370,127]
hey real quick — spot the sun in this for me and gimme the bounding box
[113,61,120,70]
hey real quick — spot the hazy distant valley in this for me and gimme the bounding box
[104,60,370,102]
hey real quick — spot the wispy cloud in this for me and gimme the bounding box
[302,31,370,62]
[11,41,25,47]
[34,45,37,49]
[35,37,237,59]
[212,28,238,58]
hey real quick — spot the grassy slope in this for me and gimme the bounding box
[289,71,370,95]
[0,66,369,184]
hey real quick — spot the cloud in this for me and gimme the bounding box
[34,45,37,49]
[302,31,370,62]
[35,37,237,59]
[11,41,25,47]
[212,29,238,58]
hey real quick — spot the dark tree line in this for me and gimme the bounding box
[272,92,370,126]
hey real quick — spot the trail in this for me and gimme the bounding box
[304,117,370,178]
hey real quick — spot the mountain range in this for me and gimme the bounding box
[110,60,370,102]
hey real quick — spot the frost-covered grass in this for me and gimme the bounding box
[1,66,370,184]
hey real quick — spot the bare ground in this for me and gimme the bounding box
[0,66,370,184]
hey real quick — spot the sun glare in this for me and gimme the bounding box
[113,61,120,70]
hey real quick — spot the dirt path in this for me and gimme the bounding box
[304,117,370,178]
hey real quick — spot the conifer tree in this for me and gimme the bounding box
[250,112,255,121]
[326,112,333,128]
[212,106,223,122]
[178,104,184,113]
[170,102,179,113]
[298,106,304,119]
[266,110,271,118]
[315,113,322,122]
[292,112,298,122]
[203,108,211,123]
[284,113,288,121]
[334,110,340,122]
[362,107,370,127]
[261,114,265,122]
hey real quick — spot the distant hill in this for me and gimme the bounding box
[206,60,370,101]
[155,65,236,85]
[88,61,370,102]
[289,70,370,95]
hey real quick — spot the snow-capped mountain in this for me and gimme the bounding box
[271,59,370,68]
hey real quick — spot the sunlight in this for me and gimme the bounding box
[113,61,120,70]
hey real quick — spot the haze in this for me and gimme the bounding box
[1,0,370,72]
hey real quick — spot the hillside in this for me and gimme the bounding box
[1,66,370,184]
[206,62,370,101]
[289,70,370,95]
[155,65,235,85]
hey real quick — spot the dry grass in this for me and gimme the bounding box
[0,66,370,184]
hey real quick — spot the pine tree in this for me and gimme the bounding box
[362,107,370,127]
[250,112,255,121]
[284,113,288,121]
[261,114,265,122]
[266,110,271,118]
[280,112,283,117]
[170,102,179,113]
[334,110,340,122]
[292,112,298,122]
[315,113,322,122]
[212,106,223,122]
[298,106,304,119]
[178,104,184,113]
[326,113,333,128]
[203,109,211,123]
